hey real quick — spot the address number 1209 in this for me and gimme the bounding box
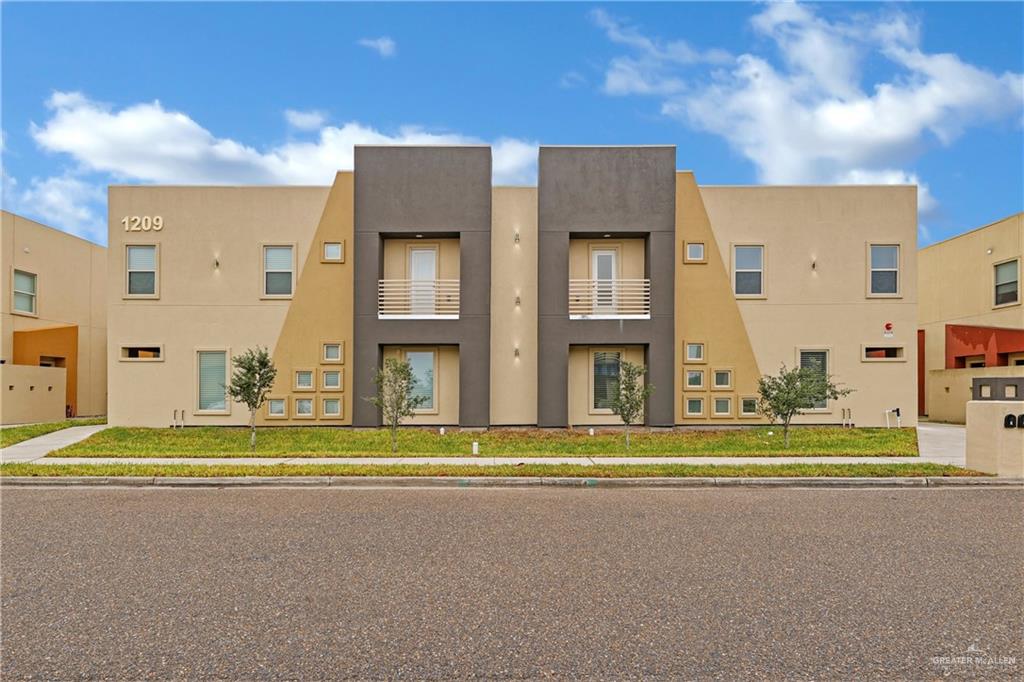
[121,215,163,231]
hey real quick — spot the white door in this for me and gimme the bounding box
[409,248,438,314]
[592,249,617,314]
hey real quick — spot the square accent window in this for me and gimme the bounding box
[869,244,900,295]
[12,270,37,314]
[685,369,704,389]
[295,370,314,390]
[733,245,764,297]
[1007,385,1018,399]
[197,350,228,413]
[995,260,1019,307]
[713,369,732,389]
[323,241,344,263]
[405,350,436,412]
[592,350,621,411]
[685,397,705,417]
[685,343,705,363]
[322,370,342,390]
[799,349,829,409]
[267,398,286,417]
[323,343,343,363]
[263,245,294,297]
[740,397,758,417]
[126,245,157,296]
[295,398,314,417]
[713,397,732,416]
[322,398,342,417]
[685,242,705,263]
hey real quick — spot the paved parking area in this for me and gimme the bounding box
[2,487,1020,679]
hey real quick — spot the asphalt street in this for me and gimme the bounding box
[2,487,1022,680]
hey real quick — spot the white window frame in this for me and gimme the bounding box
[684,395,705,418]
[262,244,295,299]
[194,347,230,416]
[684,241,706,264]
[124,244,159,299]
[322,342,344,364]
[739,396,759,418]
[589,347,623,415]
[294,397,315,419]
[993,258,1020,309]
[797,347,832,413]
[712,368,733,391]
[684,342,706,364]
[732,243,765,299]
[294,369,315,392]
[712,396,733,418]
[321,397,343,418]
[321,241,345,263]
[266,397,288,419]
[12,268,38,316]
[685,369,705,390]
[867,243,901,298]
[321,369,343,392]
[403,348,439,415]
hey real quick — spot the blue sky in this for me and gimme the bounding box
[2,1,1022,246]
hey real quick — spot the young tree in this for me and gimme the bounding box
[227,347,278,451]
[609,360,654,450]
[365,357,429,453]
[756,364,852,447]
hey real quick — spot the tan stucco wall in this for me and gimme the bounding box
[918,214,1023,417]
[382,238,460,280]
[568,345,645,426]
[107,185,331,426]
[490,187,538,425]
[568,238,645,280]
[382,345,459,425]
[965,400,1024,477]
[927,366,1024,424]
[1,211,106,420]
[0,364,66,425]
[675,173,763,424]
[698,184,919,427]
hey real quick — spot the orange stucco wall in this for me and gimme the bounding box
[12,325,78,416]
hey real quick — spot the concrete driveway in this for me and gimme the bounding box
[916,422,966,466]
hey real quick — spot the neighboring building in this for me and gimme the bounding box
[918,212,1024,423]
[107,145,918,428]
[1,211,107,424]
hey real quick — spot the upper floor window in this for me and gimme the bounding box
[322,241,344,263]
[869,244,899,295]
[263,245,294,297]
[126,245,157,297]
[13,269,37,315]
[733,245,764,297]
[994,259,1019,307]
[685,242,706,263]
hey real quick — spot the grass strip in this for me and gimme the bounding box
[1,418,106,448]
[2,462,981,478]
[53,425,919,458]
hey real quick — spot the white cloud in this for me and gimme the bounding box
[595,2,1024,217]
[590,8,731,96]
[2,172,105,243]
[284,109,327,131]
[29,90,537,187]
[357,36,396,58]
[559,70,587,89]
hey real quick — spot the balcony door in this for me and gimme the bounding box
[592,248,618,314]
[409,247,438,315]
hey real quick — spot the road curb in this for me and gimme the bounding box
[2,476,1022,489]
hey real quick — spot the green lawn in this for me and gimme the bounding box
[1,462,976,478]
[51,425,918,458]
[0,418,107,448]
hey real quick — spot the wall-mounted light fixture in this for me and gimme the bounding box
[514,230,520,244]
[515,295,521,307]
[987,248,994,255]
[415,234,424,239]
[603,234,611,238]
[214,257,220,269]
[514,346,520,358]
[811,259,816,270]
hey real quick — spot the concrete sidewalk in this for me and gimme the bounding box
[1,425,109,464]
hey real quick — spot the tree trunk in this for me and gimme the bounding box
[624,423,630,450]
[783,418,791,448]
[249,409,257,451]
[391,422,398,453]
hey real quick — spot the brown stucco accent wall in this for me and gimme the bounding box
[674,173,763,423]
[259,172,355,425]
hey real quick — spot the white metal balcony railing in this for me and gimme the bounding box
[569,278,651,319]
[378,279,460,319]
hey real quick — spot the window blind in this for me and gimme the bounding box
[198,351,227,411]
[127,245,156,270]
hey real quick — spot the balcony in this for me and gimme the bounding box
[378,279,460,319]
[568,279,650,319]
